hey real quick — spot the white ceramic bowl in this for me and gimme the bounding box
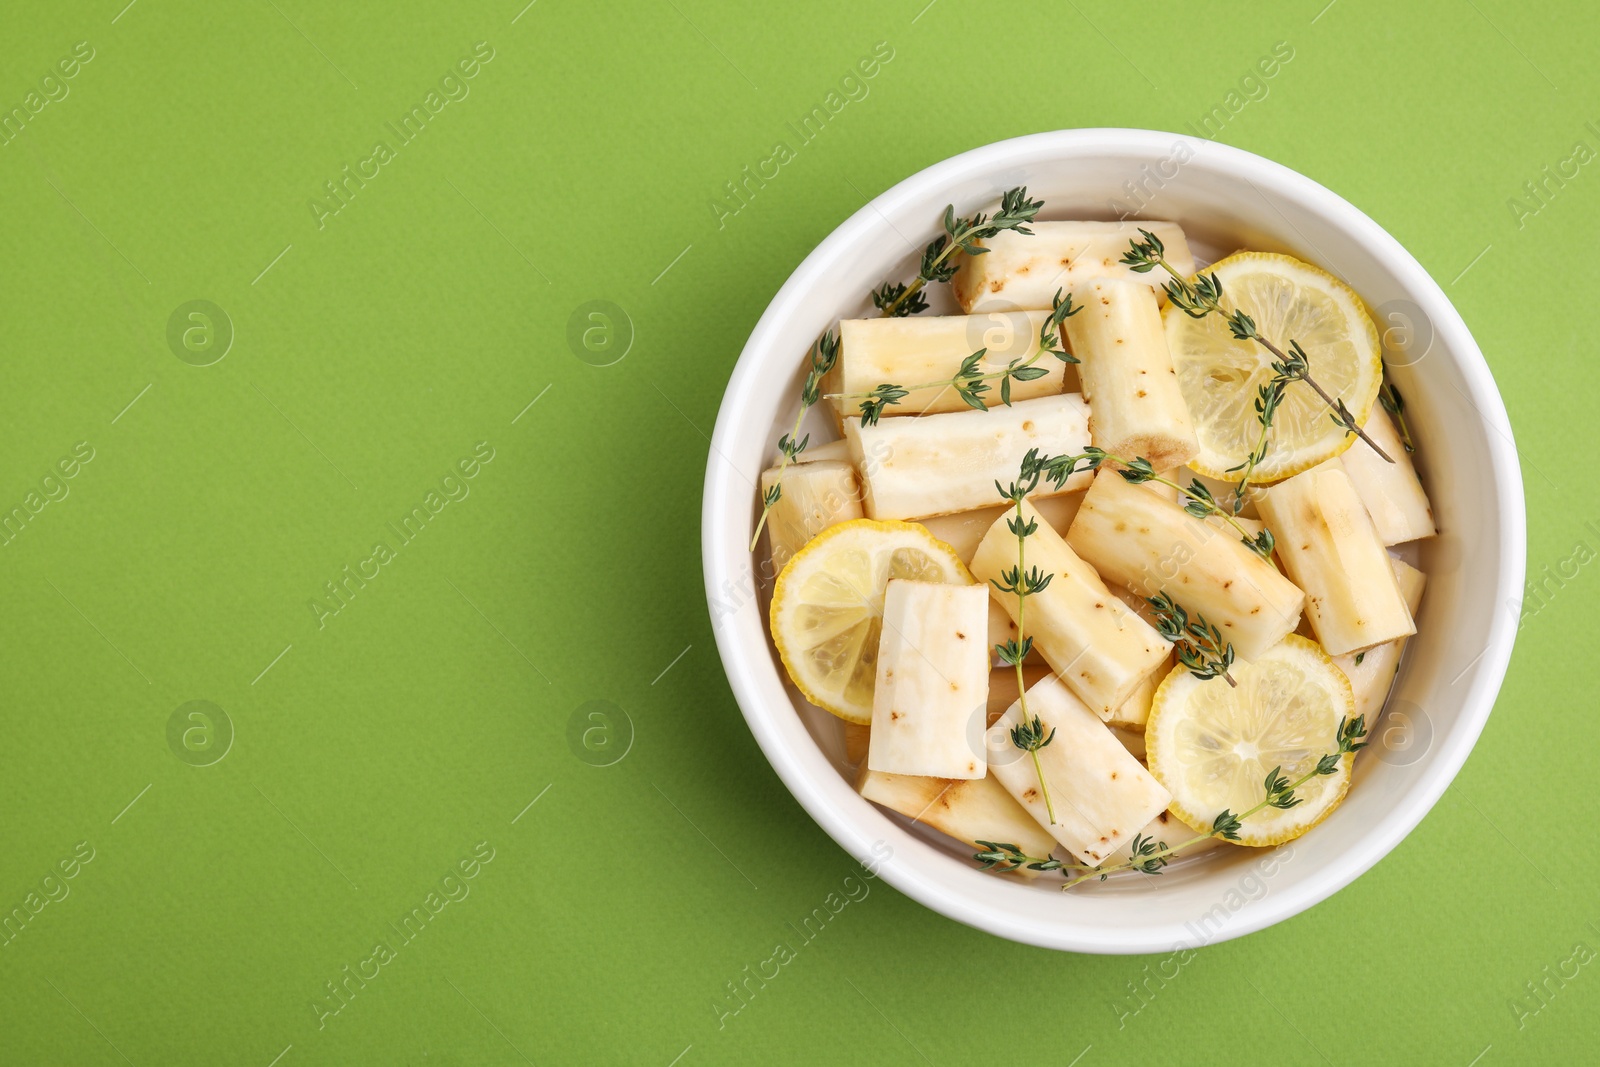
[701,129,1524,954]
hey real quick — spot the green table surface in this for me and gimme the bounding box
[0,0,1592,1063]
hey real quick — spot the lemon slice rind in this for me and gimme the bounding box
[769,519,972,724]
[1164,251,1382,484]
[1145,634,1356,847]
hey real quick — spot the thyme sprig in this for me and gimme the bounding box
[1146,592,1236,687]
[1121,229,1394,466]
[1226,375,1287,513]
[992,450,1058,823]
[973,841,1082,874]
[830,291,1081,426]
[1378,376,1415,453]
[872,187,1043,318]
[1037,288,1081,365]
[1107,454,1274,559]
[750,330,840,550]
[1055,715,1370,888]
[1029,446,1274,558]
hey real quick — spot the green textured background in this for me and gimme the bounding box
[0,0,1591,1063]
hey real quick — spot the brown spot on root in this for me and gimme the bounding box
[1023,788,1039,801]
[890,711,903,721]
[1022,420,1035,431]
[1110,771,1118,780]
[1136,389,1147,398]
[989,280,1005,293]
[955,631,966,640]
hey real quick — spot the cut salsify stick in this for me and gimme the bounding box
[971,500,1169,718]
[792,438,852,465]
[1064,278,1200,473]
[985,663,1056,725]
[1104,579,1173,730]
[952,220,1196,313]
[845,393,1093,521]
[856,766,1060,876]
[1333,556,1425,724]
[984,661,1161,729]
[1066,470,1306,662]
[759,460,863,572]
[827,311,1067,418]
[867,581,990,779]
[1256,464,1415,656]
[988,675,1171,866]
[1338,406,1436,545]
[916,496,1081,667]
[916,494,1083,564]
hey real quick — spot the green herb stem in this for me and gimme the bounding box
[751,331,840,552]
[1057,715,1370,889]
[1122,230,1394,467]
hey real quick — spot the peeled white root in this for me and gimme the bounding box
[845,393,1092,521]
[1100,583,1169,728]
[759,459,863,573]
[1333,556,1426,725]
[1105,656,1166,729]
[985,663,1056,725]
[981,654,1153,717]
[793,438,852,465]
[986,600,1054,665]
[1110,725,1146,761]
[1206,513,1266,542]
[987,675,1171,866]
[916,493,1083,564]
[971,501,1169,718]
[1339,407,1436,545]
[828,311,1065,418]
[856,766,1060,876]
[1256,464,1415,656]
[1066,470,1306,662]
[1064,279,1200,473]
[867,581,990,779]
[952,220,1196,314]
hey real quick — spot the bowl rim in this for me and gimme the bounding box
[701,128,1526,953]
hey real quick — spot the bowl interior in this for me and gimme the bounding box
[704,130,1524,953]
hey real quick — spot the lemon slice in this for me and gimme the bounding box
[770,519,972,724]
[1145,635,1356,846]
[1164,251,1381,482]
